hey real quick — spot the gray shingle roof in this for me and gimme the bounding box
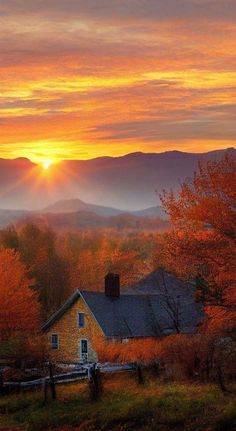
[125,268,196,296]
[42,269,204,337]
[80,290,203,338]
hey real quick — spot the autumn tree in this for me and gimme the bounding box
[0,223,154,315]
[0,249,40,342]
[58,230,153,293]
[155,154,236,330]
[0,225,19,250]
[19,223,70,316]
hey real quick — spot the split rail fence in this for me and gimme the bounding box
[2,363,137,393]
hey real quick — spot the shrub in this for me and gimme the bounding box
[217,403,236,431]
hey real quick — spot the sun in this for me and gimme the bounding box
[42,160,53,170]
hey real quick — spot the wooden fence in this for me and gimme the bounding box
[2,363,136,392]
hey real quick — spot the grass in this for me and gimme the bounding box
[216,403,236,431]
[0,374,235,431]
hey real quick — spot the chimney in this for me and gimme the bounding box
[105,273,120,298]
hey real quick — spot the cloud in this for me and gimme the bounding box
[0,0,235,161]
[1,0,236,22]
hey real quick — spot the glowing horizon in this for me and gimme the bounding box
[0,1,236,162]
[1,144,235,167]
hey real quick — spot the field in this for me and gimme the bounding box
[0,373,236,431]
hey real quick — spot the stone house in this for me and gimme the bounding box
[42,271,204,364]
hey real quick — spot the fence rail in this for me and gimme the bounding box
[3,363,136,390]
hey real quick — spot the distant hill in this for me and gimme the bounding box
[44,198,165,218]
[44,198,124,217]
[132,206,166,218]
[13,210,169,231]
[0,198,168,230]
[0,209,31,227]
[0,148,235,210]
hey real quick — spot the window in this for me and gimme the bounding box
[51,334,59,350]
[80,339,88,362]
[78,312,85,328]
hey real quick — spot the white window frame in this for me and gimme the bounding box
[79,338,88,362]
[51,333,59,350]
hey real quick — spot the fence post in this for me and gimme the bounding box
[88,363,102,401]
[49,362,57,400]
[43,377,48,405]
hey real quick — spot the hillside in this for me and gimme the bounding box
[0,196,167,228]
[14,210,169,231]
[0,148,234,210]
[44,198,124,216]
[44,199,165,218]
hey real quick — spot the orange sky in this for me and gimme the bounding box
[0,0,236,164]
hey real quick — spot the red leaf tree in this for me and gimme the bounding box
[155,155,236,330]
[0,249,40,342]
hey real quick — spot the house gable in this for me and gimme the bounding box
[44,293,104,363]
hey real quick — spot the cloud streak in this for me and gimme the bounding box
[2,0,236,22]
[0,0,235,162]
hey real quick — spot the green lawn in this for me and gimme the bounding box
[0,374,235,431]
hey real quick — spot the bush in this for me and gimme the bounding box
[3,368,27,382]
[217,403,236,431]
[3,367,43,382]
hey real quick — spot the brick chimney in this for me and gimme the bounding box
[105,273,120,298]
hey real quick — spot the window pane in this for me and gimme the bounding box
[81,339,88,353]
[51,334,58,349]
[78,312,85,327]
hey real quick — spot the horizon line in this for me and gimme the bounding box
[0,146,235,165]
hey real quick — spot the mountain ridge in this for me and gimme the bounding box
[0,198,166,228]
[43,198,165,218]
[1,147,234,165]
[0,147,234,211]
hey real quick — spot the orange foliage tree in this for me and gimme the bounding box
[59,230,154,293]
[0,249,40,342]
[156,155,236,330]
[0,225,155,314]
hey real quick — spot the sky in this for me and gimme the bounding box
[0,0,236,164]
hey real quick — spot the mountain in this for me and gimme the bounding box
[132,206,166,218]
[44,198,124,217]
[0,157,39,210]
[0,148,235,211]
[44,198,165,218]
[0,198,168,230]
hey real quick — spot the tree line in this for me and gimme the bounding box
[0,154,235,387]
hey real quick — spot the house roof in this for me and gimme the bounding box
[80,290,203,338]
[42,289,81,332]
[125,268,196,296]
[42,270,204,337]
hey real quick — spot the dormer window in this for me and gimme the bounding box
[78,312,85,328]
